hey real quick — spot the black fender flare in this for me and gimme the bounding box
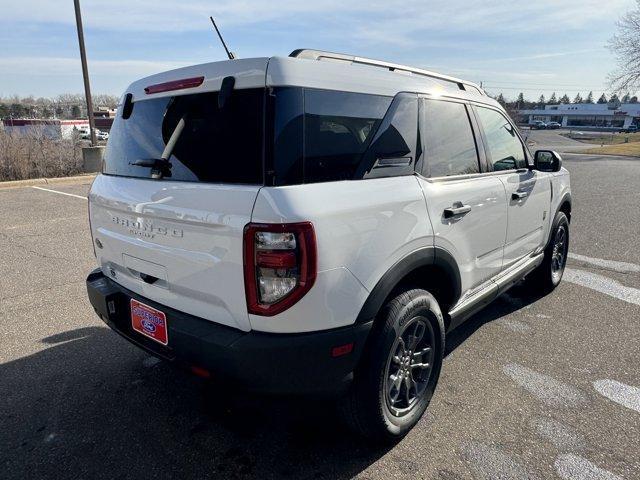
[355,246,461,324]
[545,191,572,248]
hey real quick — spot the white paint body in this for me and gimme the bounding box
[88,55,571,334]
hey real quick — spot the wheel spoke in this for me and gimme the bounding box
[412,346,431,358]
[403,376,413,405]
[408,321,425,350]
[389,374,402,404]
[411,361,431,369]
[397,337,406,355]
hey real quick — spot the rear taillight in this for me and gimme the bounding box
[243,222,317,316]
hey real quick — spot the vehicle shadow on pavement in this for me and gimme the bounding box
[0,288,541,480]
[444,284,545,356]
[0,326,392,480]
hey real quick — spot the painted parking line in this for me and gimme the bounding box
[555,454,624,480]
[503,363,588,408]
[568,253,640,274]
[31,185,87,200]
[593,379,640,414]
[563,269,640,307]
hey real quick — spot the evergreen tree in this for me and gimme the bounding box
[630,96,639,103]
[537,94,546,108]
[621,93,631,103]
[609,93,620,105]
[585,91,594,103]
[548,92,558,104]
[71,105,81,118]
[559,94,571,104]
[597,93,608,104]
[495,93,506,106]
[573,93,583,104]
[516,92,525,107]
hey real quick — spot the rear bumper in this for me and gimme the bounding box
[86,269,372,395]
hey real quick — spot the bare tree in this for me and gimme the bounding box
[609,0,640,93]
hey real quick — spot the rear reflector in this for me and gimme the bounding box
[256,251,297,269]
[144,76,204,94]
[331,343,354,357]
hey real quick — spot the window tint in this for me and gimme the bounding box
[358,93,418,179]
[104,88,264,184]
[476,107,526,171]
[420,99,479,177]
[269,88,417,184]
[303,89,392,182]
[271,87,304,185]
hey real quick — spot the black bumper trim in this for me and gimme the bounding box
[86,269,372,395]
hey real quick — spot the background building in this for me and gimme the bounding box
[518,103,640,130]
[93,107,116,132]
[0,119,90,139]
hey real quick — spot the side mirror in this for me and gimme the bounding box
[534,150,562,172]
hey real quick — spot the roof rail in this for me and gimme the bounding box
[289,49,485,95]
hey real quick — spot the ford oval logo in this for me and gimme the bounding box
[141,318,156,333]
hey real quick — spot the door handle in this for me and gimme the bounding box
[512,191,529,200]
[444,203,472,218]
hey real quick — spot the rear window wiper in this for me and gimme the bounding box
[130,158,173,179]
[129,114,187,179]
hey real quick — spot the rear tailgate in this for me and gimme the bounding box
[89,58,270,332]
[89,176,259,331]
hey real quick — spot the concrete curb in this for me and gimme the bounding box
[0,174,97,190]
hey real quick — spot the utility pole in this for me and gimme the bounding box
[73,0,97,146]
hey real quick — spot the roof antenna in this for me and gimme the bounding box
[210,17,235,60]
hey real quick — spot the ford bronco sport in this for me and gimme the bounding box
[86,49,571,442]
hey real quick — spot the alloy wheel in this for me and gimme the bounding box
[384,316,435,417]
[551,224,568,282]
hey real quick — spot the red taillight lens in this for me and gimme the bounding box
[144,76,204,94]
[243,222,317,316]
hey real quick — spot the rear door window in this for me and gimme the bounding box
[269,88,420,184]
[104,88,265,184]
[303,89,392,182]
[419,99,480,177]
[475,106,527,171]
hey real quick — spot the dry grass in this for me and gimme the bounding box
[0,129,83,181]
[582,142,640,157]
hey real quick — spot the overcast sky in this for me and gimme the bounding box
[1,0,637,100]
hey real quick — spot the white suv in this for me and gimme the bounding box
[86,50,571,442]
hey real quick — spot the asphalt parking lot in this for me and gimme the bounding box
[1,144,639,479]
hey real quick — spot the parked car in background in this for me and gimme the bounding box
[80,129,109,141]
[546,121,562,129]
[96,130,109,141]
[531,120,547,129]
[86,49,572,443]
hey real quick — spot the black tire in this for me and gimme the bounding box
[340,288,445,443]
[527,211,569,294]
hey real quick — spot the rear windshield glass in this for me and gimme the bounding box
[104,88,264,184]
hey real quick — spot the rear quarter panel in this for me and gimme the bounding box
[250,176,434,333]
